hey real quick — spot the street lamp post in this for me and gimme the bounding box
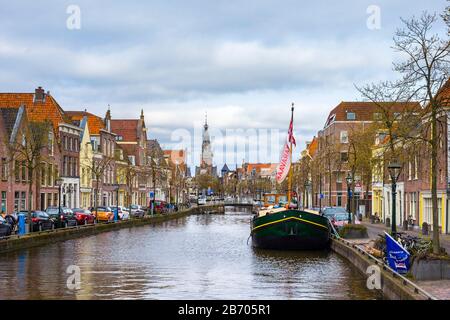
[388,161,402,237]
[113,183,119,222]
[304,180,310,209]
[346,173,353,224]
[319,174,322,213]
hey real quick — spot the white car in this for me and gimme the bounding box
[197,197,207,205]
[117,206,130,220]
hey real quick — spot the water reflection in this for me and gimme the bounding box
[0,210,381,300]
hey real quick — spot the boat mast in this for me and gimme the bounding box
[287,103,294,207]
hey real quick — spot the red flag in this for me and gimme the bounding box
[288,118,296,147]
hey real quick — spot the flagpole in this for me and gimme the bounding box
[288,103,294,207]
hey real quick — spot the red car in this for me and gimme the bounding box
[72,208,95,225]
[154,201,167,213]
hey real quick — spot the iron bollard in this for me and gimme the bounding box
[385,217,391,228]
[18,213,26,235]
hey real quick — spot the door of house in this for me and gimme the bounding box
[40,193,45,211]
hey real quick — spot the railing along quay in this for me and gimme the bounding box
[331,234,438,300]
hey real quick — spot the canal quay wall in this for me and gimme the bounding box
[0,205,224,254]
[331,238,436,300]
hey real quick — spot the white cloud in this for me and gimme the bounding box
[0,0,447,172]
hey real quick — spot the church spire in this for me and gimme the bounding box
[204,111,208,130]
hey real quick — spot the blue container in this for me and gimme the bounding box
[18,213,26,235]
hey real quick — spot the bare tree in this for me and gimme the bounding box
[8,120,52,228]
[358,12,449,253]
[83,155,113,214]
[317,134,342,207]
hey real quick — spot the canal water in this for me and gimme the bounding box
[0,208,382,299]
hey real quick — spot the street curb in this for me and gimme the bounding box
[0,205,223,254]
[331,238,436,300]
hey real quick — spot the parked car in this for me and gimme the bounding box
[130,206,145,218]
[92,206,114,222]
[31,211,54,232]
[115,206,130,220]
[321,207,353,230]
[45,207,77,228]
[197,197,207,205]
[46,207,77,228]
[72,208,95,225]
[130,205,145,217]
[153,201,167,213]
[0,216,13,237]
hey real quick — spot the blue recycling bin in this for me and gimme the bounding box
[18,213,26,235]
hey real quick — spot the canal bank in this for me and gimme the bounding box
[330,237,436,300]
[0,205,224,254]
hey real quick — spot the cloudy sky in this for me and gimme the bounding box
[0,1,447,172]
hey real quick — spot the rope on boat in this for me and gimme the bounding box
[328,220,340,239]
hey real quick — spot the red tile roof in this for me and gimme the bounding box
[164,149,186,165]
[436,78,450,107]
[308,137,319,157]
[245,163,274,175]
[66,110,105,135]
[325,101,420,126]
[0,92,67,133]
[110,119,139,141]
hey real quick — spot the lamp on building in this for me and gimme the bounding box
[346,173,353,224]
[388,161,402,237]
[55,178,63,217]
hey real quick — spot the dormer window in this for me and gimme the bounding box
[346,112,356,120]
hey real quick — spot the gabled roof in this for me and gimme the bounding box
[221,163,230,172]
[434,77,450,108]
[324,101,420,127]
[0,105,27,145]
[164,149,186,165]
[66,111,105,135]
[0,107,20,138]
[0,91,68,133]
[110,119,139,141]
[307,136,319,157]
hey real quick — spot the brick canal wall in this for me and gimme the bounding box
[331,238,433,300]
[0,205,224,254]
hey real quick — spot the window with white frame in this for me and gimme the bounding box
[408,159,412,180]
[346,112,356,120]
[414,156,418,180]
[423,197,442,227]
[340,131,348,143]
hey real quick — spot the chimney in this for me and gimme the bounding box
[105,105,111,131]
[34,86,45,103]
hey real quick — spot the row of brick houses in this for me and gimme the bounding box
[0,87,187,214]
[298,80,450,234]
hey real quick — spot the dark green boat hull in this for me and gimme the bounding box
[251,209,331,250]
